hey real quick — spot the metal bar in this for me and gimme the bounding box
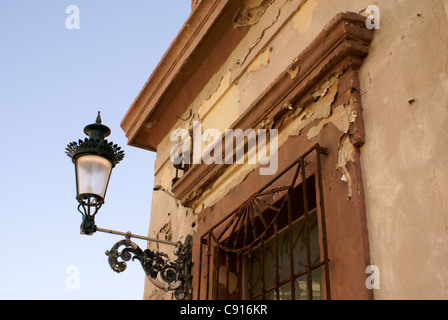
[206,232,211,300]
[256,186,290,197]
[256,144,321,195]
[248,201,257,242]
[253,199,269,229]
[290,161,302,191]
[201,145,321,238]
[214,247,220,299]
[248,249,253,299]
[226,251,230,300]
[228,206,246,249]
[300,157,313,300]
[196,144,328,301]
[287,190,296,300]
[96,227,179,247]
[316,147,331,300]
[197,237,204,300]
[216,204,241,241]
[243,205,251,248]
[251,265,325,300]
[262,261,325,294]
[261,235,266,300]
[236,252,241,299]
[255,198,284,212]
[274,220,279,300]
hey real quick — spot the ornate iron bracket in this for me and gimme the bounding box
[105,234,193,300]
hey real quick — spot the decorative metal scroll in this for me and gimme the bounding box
[207,147,317,255]
[197,144,331,300]
[77,194,103,235]
[210,186,291,253]
[106,235,193,300]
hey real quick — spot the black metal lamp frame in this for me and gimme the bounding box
[66,112,193,300]
[103,228,193,300]
[66,112,123,235]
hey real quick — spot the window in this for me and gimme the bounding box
[197,144,330,300]
[242,190,322,300]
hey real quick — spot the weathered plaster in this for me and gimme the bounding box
[357,0,448,299]
[306,104,350,140]
[287,56,301,80]
[200,83,240,135]
[199,71,232,120]
[234,0,275,27]
[158,220,172,242]
[196,163,257,213]
[337,134,356,199]
[292,0,319,34]
[158,164,174,191]
[247,47,272,72]
[139,0,448,300]
[444,0,448,19]
[289,79,338,137]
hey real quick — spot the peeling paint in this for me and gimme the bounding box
[337,134,356,199]
[198,165,256,212]
[288,86,335,136]
[234,0,275,28]
[306,97,357,140]
[292,0,319,35]
[289,77,339,137]
[160,165,173,192]
[236,37,262,66]
[311,72,340,100]
[282,102,293,110]
[199,71,232,120]
[247,48,273,72]
[159,220,172,242]
[260,117,275,129]
[288,65,300,79]
[247,47,272,72]
[345,98,358,123]
[201,83,240,134]
[306,104,350,139]
[235,9,280,67]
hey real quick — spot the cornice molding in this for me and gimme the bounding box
[120,0,245,152]
[171,12,374,208]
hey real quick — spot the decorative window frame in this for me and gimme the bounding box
[197,144,330,300]
[172,12,374,208]
[189,12,375,300]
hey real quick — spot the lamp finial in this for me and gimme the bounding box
[96,111,102,124]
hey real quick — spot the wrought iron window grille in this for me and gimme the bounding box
[197,144,330,300]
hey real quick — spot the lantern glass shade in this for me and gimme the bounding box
[76,155,113,200]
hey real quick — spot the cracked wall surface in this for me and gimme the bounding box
[145,0,448,300]
[357,0,448,300]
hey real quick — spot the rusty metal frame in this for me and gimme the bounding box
[197,144,330,300]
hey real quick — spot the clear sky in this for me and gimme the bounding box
[0,1,191,300]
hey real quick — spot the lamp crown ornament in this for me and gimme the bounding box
[66,111,125,166]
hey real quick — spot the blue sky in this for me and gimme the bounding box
[0,1,190,300]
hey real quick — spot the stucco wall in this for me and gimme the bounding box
[358,0,448,299]
[300,0,448,300]
[143,0,448,299]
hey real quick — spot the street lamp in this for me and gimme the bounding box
[66,112,193,300]
[66,112,124,235]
